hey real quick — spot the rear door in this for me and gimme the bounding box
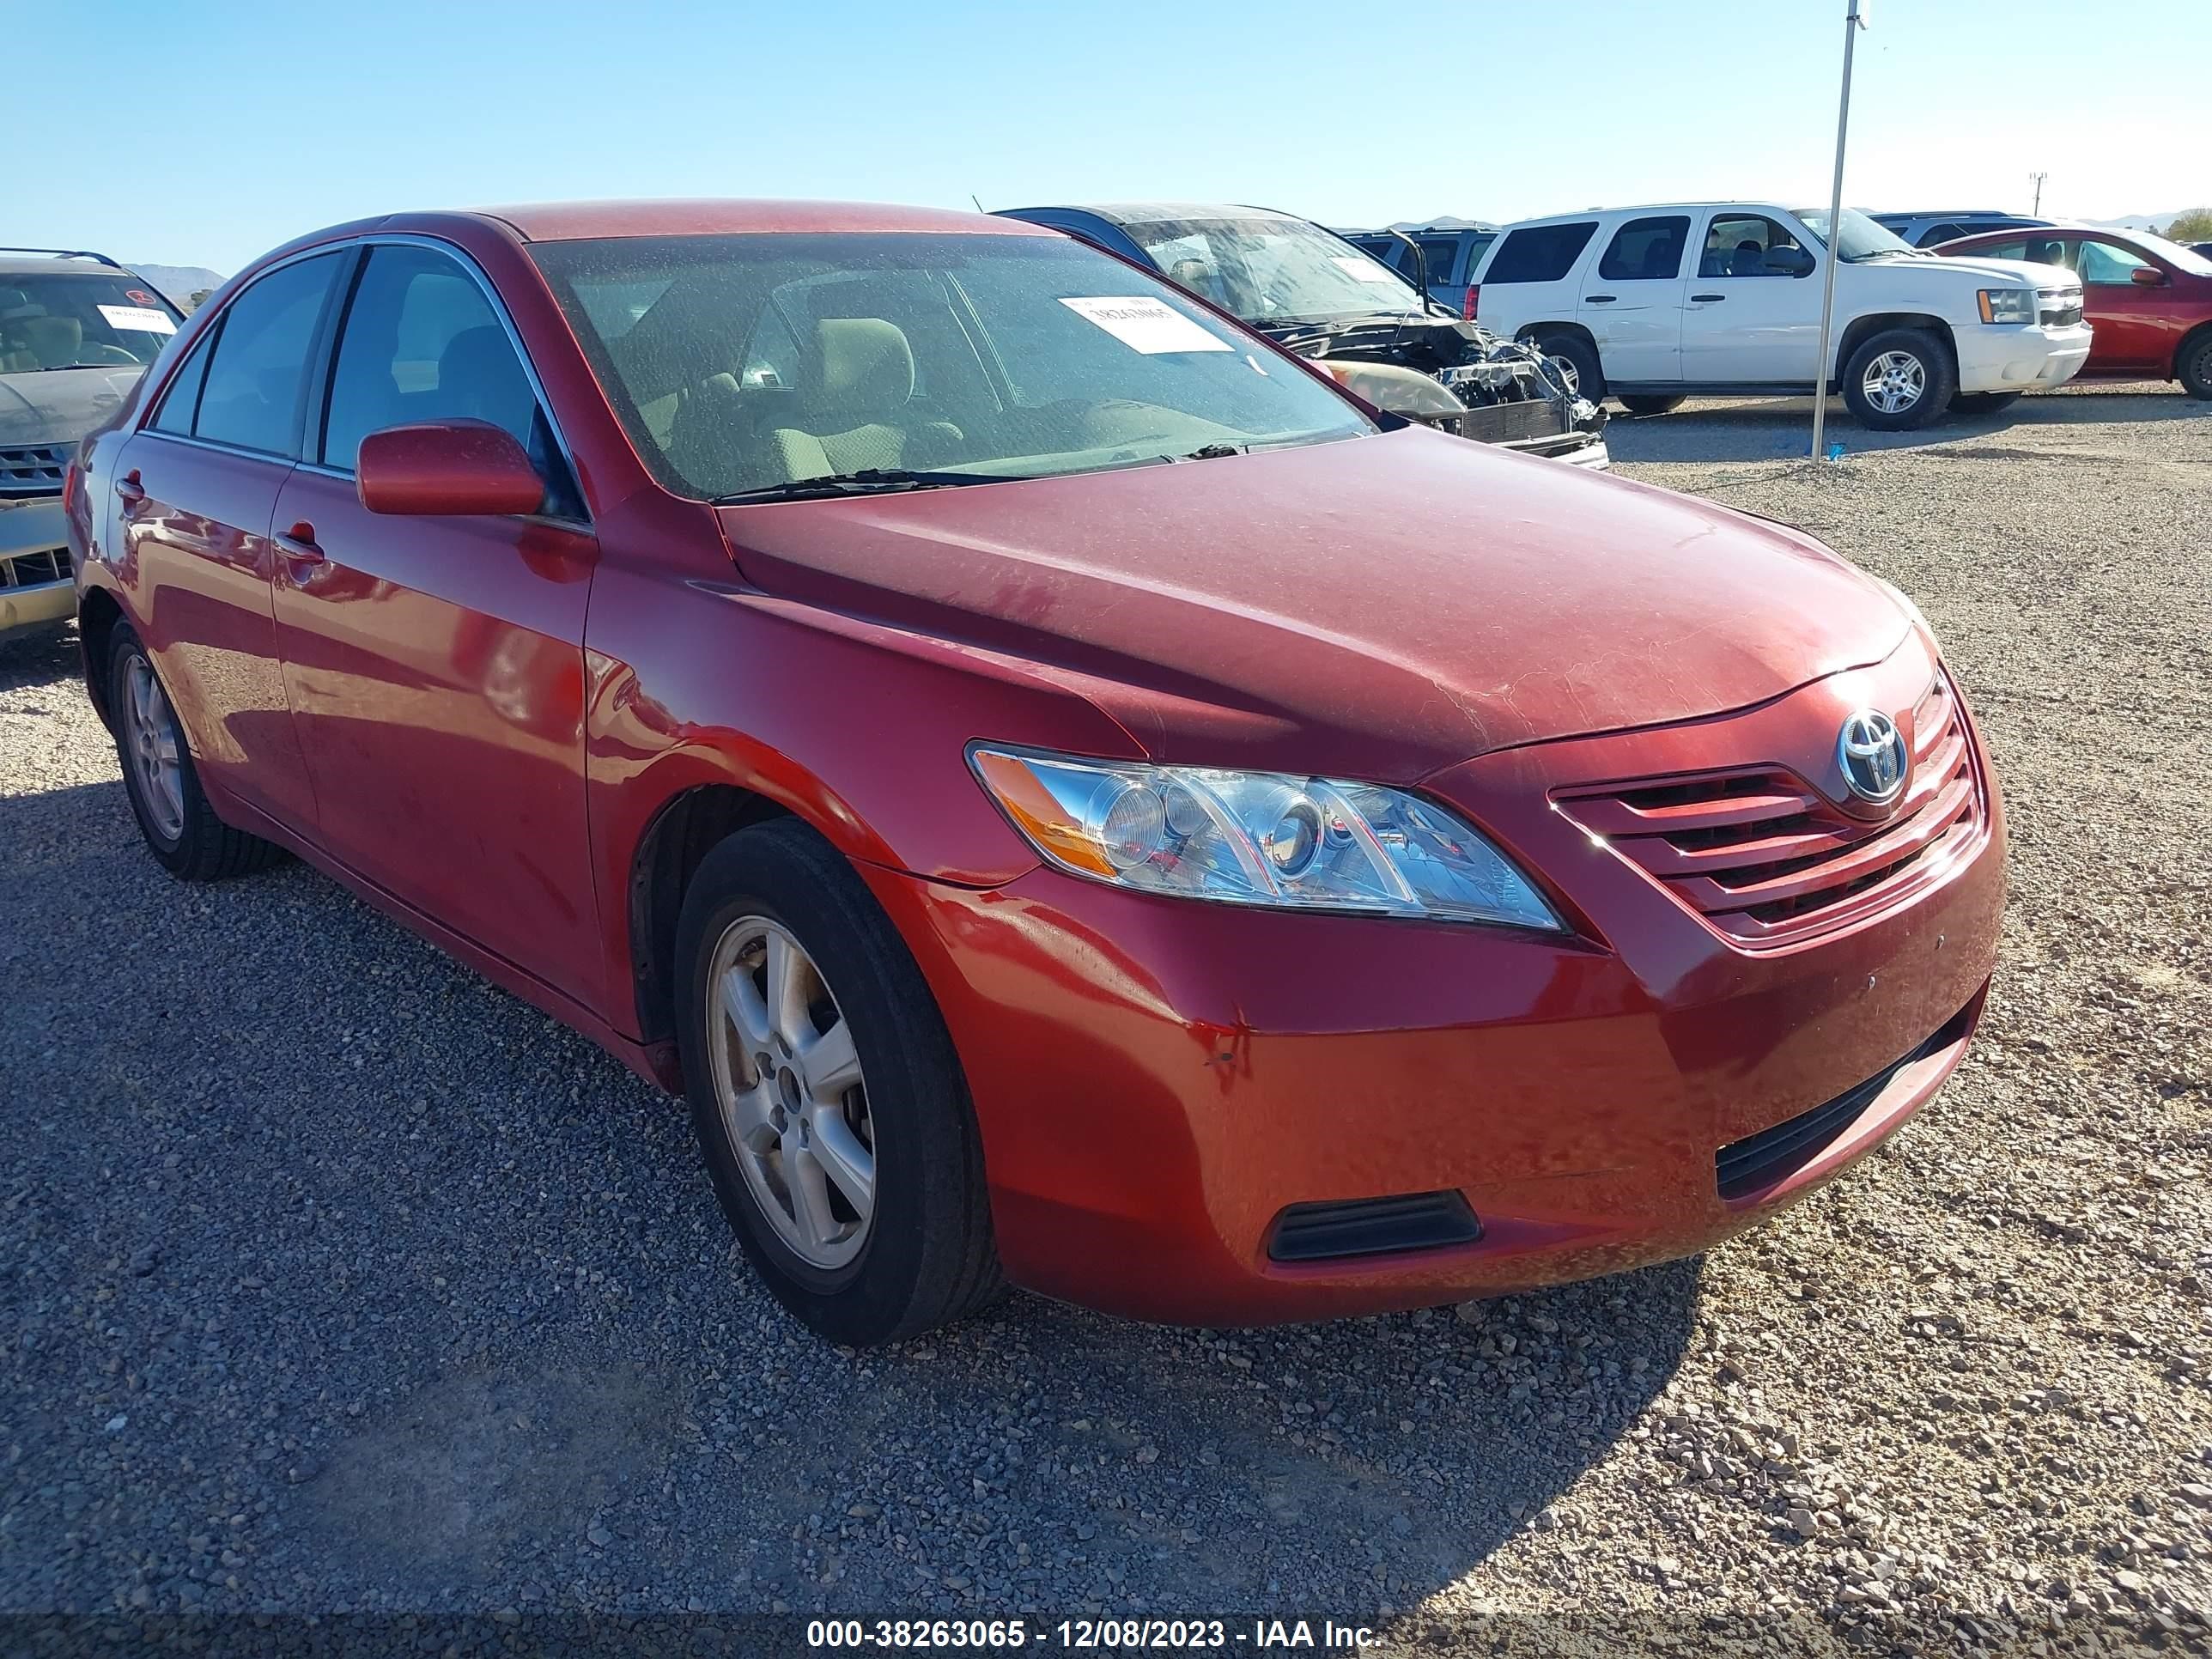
[112,252,346,831]
[267,240,602,1000]
[1678,210,1821,384]
[1577,214,1690,382]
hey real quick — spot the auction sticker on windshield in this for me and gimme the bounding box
[96,305,175,333]
[1060,296,1231,354]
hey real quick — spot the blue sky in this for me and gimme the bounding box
[17,0,2209,276]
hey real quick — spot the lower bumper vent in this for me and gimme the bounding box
[1267,1190,1482,1263]
[1715,1000,1974,1200]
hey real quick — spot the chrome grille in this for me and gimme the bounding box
[2039,289,2083,328]
[1554,675,1984,948]
[0,443,71,498]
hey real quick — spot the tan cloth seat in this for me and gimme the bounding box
[768,318,957,481]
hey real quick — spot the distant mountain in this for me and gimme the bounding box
[126,263,226,309]
[2078,213,2187,234]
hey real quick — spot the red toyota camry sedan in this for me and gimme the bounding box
[67,201,2004,1346]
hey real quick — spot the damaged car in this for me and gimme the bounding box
[996,202,1608,467]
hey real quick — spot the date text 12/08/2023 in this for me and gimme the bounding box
[806,1617,1382,1650]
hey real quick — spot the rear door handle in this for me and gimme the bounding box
[273,523,325,566]
[1691,294,1726,303]
[115,470,146,505]
[1584,295,1617,304]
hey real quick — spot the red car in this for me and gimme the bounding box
[1937,223,2212,398]
[67,201,2005,1346]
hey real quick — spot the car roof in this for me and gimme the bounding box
[1003,202,1304,229]
[0,252,136,279]
[467,198,1053,242]
[1490,202,1794,228]
[1939,222,2134,240]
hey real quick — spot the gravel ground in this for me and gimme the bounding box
[2,386,2207,1655]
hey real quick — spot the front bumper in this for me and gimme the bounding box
[865,639,2005,1327]
[1,496,76,639]
[1514,432,1610,469]
[1954,321,2093,393]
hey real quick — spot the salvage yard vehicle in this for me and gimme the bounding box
[70,200,2004,1346]
[1470,203,2092,428]
[1934,224,2212,399]
[996,202,1607,466]
[1870,210,2052,250]
[2,249,182,639]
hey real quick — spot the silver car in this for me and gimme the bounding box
[2,250,185,641]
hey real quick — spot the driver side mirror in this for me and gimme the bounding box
[2130,264,2166,288]
[357,420,546,517]
[1765,245,1816,277]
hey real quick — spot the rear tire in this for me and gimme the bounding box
[106,623,286,881]
[2177,331,2212,400]
[1841,328,1955,430]
[1531,331,1604,403]
[1617,394,1686,416]
[1949,391,2022,416]
[674,817,1003,1346]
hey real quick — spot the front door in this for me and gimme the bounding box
[1577,213,1690,382]
[112,252,347,831]
[2071,236,2188,373]
[269,242,602,1002]
[1678,211,1822,385]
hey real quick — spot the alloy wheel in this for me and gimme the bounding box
[1861,350,1926,415]
[705,915,876,1270]
[123,653,185,841]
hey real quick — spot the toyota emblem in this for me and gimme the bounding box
[1836,709,1909,806]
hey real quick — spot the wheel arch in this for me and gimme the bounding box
[627,782,795,1048]
[76,584,125,733]
[1518,319,1597,354]
[1834,313,1956,384]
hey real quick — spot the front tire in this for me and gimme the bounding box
[1841,328,1954,429]
[673,817,1002,1346]
[107,623,285,880]
[1950,391,2022,416]
[2177,331,2212,400]
[1617,394,1686,416]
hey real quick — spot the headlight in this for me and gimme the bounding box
[1977,288,2035,325]
[969,746,1564,931]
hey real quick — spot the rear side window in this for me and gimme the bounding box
[1919,222,1966,247]
[149,329,216,436]
[1597,216,1689,282]
[1483,222,1598,284]
[1413,237,1462,283]
[193,254,342,457]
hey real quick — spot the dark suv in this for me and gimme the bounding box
[2,250,185,640]
[1338,223,1498,318]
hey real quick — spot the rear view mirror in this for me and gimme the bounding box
[357,420,546,517]
[1765,245,1816,277]
[2130,264,2166,287]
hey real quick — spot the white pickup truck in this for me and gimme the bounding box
[1467,203,2091,428]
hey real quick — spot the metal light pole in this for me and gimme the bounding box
[1809,0,1870,463]
[2030,172,2048,215]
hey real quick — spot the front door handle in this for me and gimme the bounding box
[273,522,325,565]
[115,470,146,505]
[1584,295,1617,304]
[1691,293,1726,303]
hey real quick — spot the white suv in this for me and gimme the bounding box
[1467,203,2091,428]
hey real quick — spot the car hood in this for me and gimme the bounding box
[714,428,1911,782]
[1905,253,2072,287]
[0,366,148,447]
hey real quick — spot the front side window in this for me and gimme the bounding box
[1484,222,1599,284]
[2076,240,2154,285]
[0,271,181,375]
[1702,215,1809,277]
[193,253,342,456]
[149,328,216,435]
[532,231,1373,502]
[1597,216,1690,282]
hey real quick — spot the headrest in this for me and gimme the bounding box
[805,318,914,419]
[437,325,537,430]
[22,315,83,366]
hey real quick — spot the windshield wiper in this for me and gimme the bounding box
[1176,443,1244,460]
[712,467,1003,505]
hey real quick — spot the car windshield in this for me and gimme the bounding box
[0,270,180,374]
[1792,208,1919,262]
[1115,215,1423,325]
[2130,231,2212,278]
[531,231,1373,502]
